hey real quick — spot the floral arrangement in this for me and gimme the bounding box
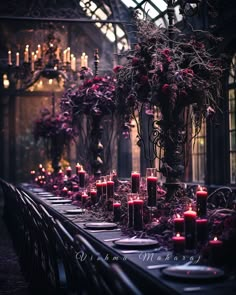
[34,108,73,142]
[115,17,224,129]
[61,75,116,118]
[33,108,74,162]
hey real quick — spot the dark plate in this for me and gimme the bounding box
[162,265,224,280]
[84,222,118,230]
[113,238,159,249]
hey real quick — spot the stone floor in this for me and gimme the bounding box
[0,195,30,295]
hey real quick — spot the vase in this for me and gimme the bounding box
[159,119,185,201]
[90,114,104,177]
[50,135,64,173]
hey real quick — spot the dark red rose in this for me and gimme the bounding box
[161,84,170,95]
[113,65,123,73]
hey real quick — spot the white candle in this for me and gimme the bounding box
[37,44,41,59]
[8,50,12,65]
[16,52,20,66]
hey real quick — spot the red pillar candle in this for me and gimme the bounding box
[173,215,184,234]
[62,186,68,197]
[184,207,197,251]
[172,233,185,254]
[96,180,103,202]
[73,184,79,192]
[30,170,36,182]
[81,191,88,207]
[66,166,72,177]
[196,218,208,244]
[147,176,157,207]
[101,179,107,198]
[90,189,97,205]
[209,237,223,265]
[113,202,121,222]
[106,178,114,199]
[38,163,43,173]
[128,199,134,228]
[78,169,86,188]
[76,163,81,175]
[133,198,144,231]
[196,188,208,217]
[131,171,140,193]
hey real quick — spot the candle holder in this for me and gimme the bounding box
[133,194,144,231]
[146,168,157,207]
[131,171,140,193]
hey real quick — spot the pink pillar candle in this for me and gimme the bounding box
[172,233,185,254]
[133,199,144,230]
[184,207,197,250]
[76,163,81,175]
[196,189,208,217]
[174,216,184,234]
[113,202,121,222]
[107,180,114,199]
[78,169,86,188]
[90,189,97,205]
[131,171,140,193]
[128,200,134,228]
[96,181,103,202]
[209,237,223,265]
[147,176,157,207]
[196,218,208,244]
[66,166,72,177]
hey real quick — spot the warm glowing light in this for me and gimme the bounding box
[213,237,218,241]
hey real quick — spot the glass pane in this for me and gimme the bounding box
[230,152,236,183]
[230,131,236,150]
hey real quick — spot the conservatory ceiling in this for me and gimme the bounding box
[0,0,182,51]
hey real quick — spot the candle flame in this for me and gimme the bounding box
[176,233,180,237]
[176,214,180,218]
[213,237,218,241]
[188,205,192,211]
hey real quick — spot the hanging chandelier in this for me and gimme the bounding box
[4,30,89,90]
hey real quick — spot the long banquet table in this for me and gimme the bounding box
[5,182,236,295]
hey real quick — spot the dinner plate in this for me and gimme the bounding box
[162,265,224,280]
[84,222,118,230]
[44,197,63,200]
[31,188,45,192]
[64,209,85,214]
[113,238,159,249]
[37,192,54,196]
[50,199,72,204]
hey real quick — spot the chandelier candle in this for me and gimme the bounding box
[172,233,185,254]
[173,215,184,234]
[133,198,144,231]
[78,168,85,188]
[113,202,121,223]
[146,168,157,207]
[196,218,208,244]
[131,171,140,193]
[196,188,208,217]
[184,207,197,251]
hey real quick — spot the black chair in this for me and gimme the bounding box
[73,235,143,295]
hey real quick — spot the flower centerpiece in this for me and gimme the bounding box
[61,74,116,176]
[33,108,74,172]
[115,16,225,200]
